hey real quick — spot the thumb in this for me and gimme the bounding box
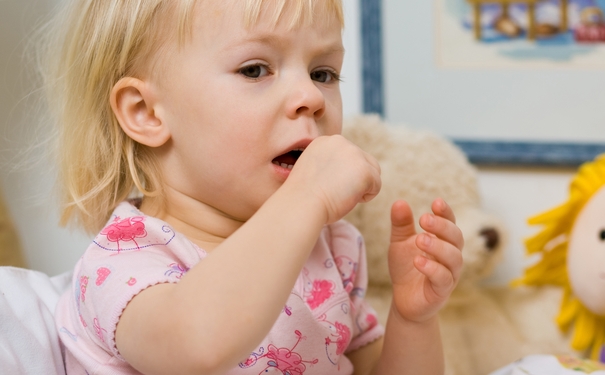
[390,200,416,243]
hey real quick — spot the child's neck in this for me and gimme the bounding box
[139,188,245,252]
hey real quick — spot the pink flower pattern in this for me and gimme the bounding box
[95,267,111,286]
[326,321,351,356]
[99,216,147,254]
[305,280,334,310]
[239,331,318,374]
[366,314,378,330]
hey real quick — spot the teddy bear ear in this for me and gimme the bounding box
[479,227,500,251]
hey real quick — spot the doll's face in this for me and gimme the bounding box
[567,185,605,314]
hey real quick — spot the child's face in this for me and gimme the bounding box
[152,1,344,220]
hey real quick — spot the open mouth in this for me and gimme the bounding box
[272,148,304,170]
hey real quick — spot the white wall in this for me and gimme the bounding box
[342,0,363,117]
[0,0,578,285]
[0,0,92,276]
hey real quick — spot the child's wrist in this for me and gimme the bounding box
[388,302,439,328]
[278,179,331,224]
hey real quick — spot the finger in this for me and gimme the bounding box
[364,150,381,175]
[414,255,456,297]
[419,213,464,251]
[360,152,382,203]
[416,234,463,282]
[390,200,416,243]
[431,198,456,224]
[361,163,382,203]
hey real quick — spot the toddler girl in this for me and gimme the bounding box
[43,0,464,374]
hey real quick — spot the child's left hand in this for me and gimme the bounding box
[388,198,464,323]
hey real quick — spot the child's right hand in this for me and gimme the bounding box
[285,135,382,223]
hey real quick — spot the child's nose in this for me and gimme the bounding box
[285,77,326,120]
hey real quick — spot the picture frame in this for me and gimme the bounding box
[360,0,605,166]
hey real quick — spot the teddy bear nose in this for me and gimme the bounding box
[480,227,500,251]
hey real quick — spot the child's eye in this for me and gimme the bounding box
[239,64,269,79]
[311,69,340,83]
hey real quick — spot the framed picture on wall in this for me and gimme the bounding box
[361,0,605,166]
[437,0,605,68]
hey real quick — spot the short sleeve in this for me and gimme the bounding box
[328,220,384,353]
[69,202,206,360]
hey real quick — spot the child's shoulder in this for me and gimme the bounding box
[102,199,149,226]
[93,201,175,252]
[83,200,205,267]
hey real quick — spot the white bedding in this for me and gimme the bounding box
[0,266,71,375]
[489,354,605,375]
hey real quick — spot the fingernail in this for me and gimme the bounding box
[427,215,435,226]
[422,234,431,247]
[417,255,427,267]
[437,198,445,211]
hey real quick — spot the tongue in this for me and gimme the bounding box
[273,153,297,166]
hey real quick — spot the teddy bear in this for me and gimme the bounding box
[342,114,572,375]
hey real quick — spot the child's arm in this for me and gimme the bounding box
[114,135,381,375]
[348,199,463,375]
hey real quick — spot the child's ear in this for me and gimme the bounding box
[110,77,170,147]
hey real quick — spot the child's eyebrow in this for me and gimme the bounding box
[226,34,345,55]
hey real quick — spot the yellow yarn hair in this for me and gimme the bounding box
[515,154,605,360]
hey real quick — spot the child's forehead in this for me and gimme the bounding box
[193,0,344,30]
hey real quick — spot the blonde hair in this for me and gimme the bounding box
[40,0,344,234]
[515,155,605,360]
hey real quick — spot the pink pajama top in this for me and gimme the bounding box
[55,201,384,374]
